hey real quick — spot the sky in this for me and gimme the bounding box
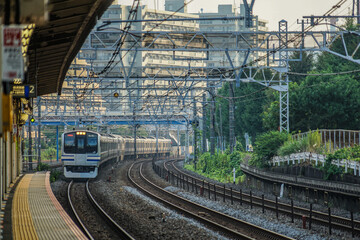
[119,0,353,30]
[186,0,351,30]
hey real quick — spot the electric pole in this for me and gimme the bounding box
[229,82,235,153]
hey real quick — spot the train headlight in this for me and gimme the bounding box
[76,131,86,135]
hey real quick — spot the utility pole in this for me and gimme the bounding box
[243,0,256,28]
[155,124,159,160]
[202,93,207,153]
[37,97,41,164]
[28,118,32,170]
[192,92,197,170]
[219,104,223,151]
[278,20,289,133]
[229,82,235,153]
[55,95,60,162]
[210,85,215,155]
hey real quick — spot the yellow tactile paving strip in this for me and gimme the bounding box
[28,172,87,240]
[12,172,87,240]
[12,174,38,240]
[44,172,88,240]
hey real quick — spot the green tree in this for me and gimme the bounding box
[253,131,288,167]
[290,74,360,131]
[289,51,314,84]
[263,21,360,132]
[262,90,279,131]
[42,147,57,161]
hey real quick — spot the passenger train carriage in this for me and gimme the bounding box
[61,130,171,178]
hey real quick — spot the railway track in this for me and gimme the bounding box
[128,160,293,240]
[163,159,360,237]
[67,180,134,240]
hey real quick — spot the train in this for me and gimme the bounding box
[61,129,172,178]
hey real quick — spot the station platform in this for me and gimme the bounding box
[9,172,87,240]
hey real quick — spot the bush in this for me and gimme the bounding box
[332,145,360,161]
[322,153,343,180]
[42,147,57,161]
[277,137,307,156]
[306,130,322,152]
[319,145,360,180]
[187,150,244,183]
[278,130,323,156]
[37,162,49,171]
[50,169,62,182]
[253,131,288,167]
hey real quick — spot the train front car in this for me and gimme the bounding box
[61,130,100,178]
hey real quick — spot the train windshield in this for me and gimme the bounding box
[63,132,98,154]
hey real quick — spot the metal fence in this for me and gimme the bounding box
[22,155,60,171]
[271,152,360,176]
[292,129,360,152]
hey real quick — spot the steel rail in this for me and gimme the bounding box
[67,180,94,240]
[128,160,293,240]
[164,160,360,236]
[85,180,135,240]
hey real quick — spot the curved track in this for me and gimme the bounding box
[67,180,135,240]
[68,181,94,240]
[163,160,360,237]
[128,160,293,240]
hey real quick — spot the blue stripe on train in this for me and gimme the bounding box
[62,159,74,161]
[87,159,100,162]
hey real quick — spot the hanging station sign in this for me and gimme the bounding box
[2,26,24,82]
[10,84,36,98]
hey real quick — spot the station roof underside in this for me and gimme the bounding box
[26,0,113,96]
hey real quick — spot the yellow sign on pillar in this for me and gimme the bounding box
[2,94,13,133]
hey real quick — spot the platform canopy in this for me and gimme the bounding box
[24,0,113,96]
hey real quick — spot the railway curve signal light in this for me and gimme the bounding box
[30,117,35,123]
[192,119,199,127]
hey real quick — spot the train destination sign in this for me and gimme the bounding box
[10,84,36,98]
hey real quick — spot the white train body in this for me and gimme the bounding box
[61,130,171,178]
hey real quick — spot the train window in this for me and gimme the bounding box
[64,132,99,154]
[64,133,76,153]
[87,134,97,146]
[64,134,75,146]
[87,133,98,154]
[77,137,85,150]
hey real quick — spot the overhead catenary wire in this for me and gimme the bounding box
[74,0,194,106]
[73,0,141,102]
[205,0,350,78]
[221,71,358,105]
[287,68,360,76]
[61,0,353,116]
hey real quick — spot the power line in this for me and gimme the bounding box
[75,0,194,104]
[66,0,351,115]
[288,68,360,76]
[214,86,267,100]
[228,73,356,104]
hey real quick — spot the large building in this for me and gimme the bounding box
[49,1,268,119]
[194,3,268,68]
[75,1,207,118]
[165,0,187,13]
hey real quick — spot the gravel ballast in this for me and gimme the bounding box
[51,160,355,239]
